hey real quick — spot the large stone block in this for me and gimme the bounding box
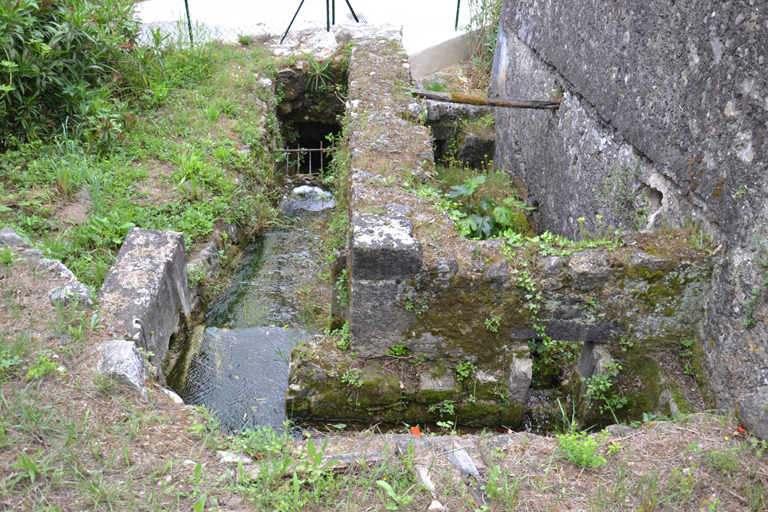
[350,214,422,280]
[568,250,612,291]
[98,228,191,367]
[97,340,148,399]
[737,387,768,441]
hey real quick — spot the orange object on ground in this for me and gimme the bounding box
[411,426,421,436]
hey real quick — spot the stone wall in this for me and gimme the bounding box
[287,25,716,427]
[492,0,768,416]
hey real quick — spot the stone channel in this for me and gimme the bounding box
[90,20,767,439]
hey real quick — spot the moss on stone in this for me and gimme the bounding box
[415,383,462,404]
[356,365,401,408]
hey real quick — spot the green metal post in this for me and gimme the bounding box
[184,0,193,46]
[455,0,460,30]
[280,0,307,44]
[344,0,359,22]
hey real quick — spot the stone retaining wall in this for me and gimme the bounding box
[491,0,768,424]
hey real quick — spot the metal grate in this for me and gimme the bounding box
[274,141,336,175]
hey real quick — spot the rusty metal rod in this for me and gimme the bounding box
[411,90,560,110]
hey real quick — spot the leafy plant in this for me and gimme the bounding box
[691,229,713,252]
[387,341,408,357]
[341,368,363,388]
[305,54,333,92]
[619,336,634,352]
[455,361,477,382]
[330,322,350,351]
[485,315,501,332]
[447,175,532,239]
[581,360,627,423]
[0,245,20,266]
[189,264,210,287]
[0,0,141,145]
[742,288,761,329]
[427,400,456,417]
[237,34,254,45]
[435,420,457,435]
[679,338,697,376]
[25,352,58,379]
[403,298,427,315]
[557,430,606,468]
[334,269,349,307]
[376,479,418,510]
[294,438,339,484]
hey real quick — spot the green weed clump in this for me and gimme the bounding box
[431,166,532,240]
[557,430,606,468]
[463,0,504,89]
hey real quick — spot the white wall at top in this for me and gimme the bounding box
[135,0,471,55]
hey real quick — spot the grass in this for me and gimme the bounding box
[0,41,282,295]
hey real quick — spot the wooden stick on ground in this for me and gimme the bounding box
[411,90,560,110]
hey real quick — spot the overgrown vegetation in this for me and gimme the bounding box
[1,26,282,292]
[425,165,532,240]
[463,0,504,90]
[1,0,140,146]
[581,360,628,424]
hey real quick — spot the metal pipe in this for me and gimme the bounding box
[320,141,324,170]
[280,0,306,44]
[455,0,460,31]
[344,0,359,22]
[326,0,330,31]
[183,0,194,46]
[332,0,335,25]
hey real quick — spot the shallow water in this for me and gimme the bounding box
[168,200,329,432]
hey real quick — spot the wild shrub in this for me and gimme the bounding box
[0,0,140,146]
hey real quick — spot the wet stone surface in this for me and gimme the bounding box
[168,195,332,431]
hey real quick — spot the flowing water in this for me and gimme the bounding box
[167,187,334,432]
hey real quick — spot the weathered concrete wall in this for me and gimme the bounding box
[492,0,768,415]
[98,228,191,367]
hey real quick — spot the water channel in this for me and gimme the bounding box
[167,187,335,432]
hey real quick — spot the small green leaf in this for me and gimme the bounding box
[192,494,206,512]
